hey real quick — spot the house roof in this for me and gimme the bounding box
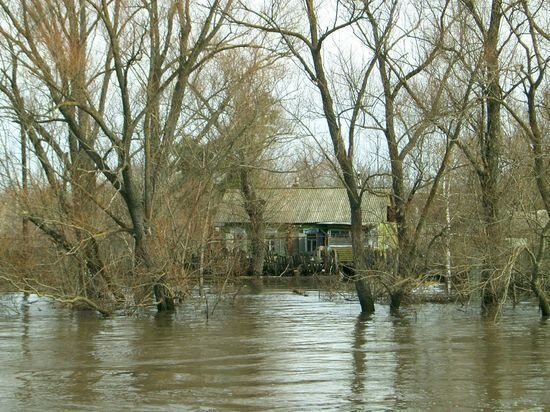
[215,187,390,226]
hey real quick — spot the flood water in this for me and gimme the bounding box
[0,289,548,411]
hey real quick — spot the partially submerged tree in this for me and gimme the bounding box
[236,0,378,313]
[0,0,239,312]
[237,0,467,314]
[502,0,549,316]
[231,81,282,277]
[357,0,461,311]
[453,0,507,313]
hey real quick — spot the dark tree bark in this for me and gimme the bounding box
[350,202,375,314]
[304,0,375,314]
[461,0,505,311]
[241,169,266,276]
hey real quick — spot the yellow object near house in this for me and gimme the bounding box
[332,247,353,263]
[378,222,397,250]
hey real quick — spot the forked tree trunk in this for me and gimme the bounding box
[525,75,550,318]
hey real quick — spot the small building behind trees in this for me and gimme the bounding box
[214,187,394,274]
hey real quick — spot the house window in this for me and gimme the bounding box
[266,238,276,253]
[306,234,317,252]
[265,230,282,255]
[302,229,320,253]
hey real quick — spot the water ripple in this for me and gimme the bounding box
[0,292,548,410]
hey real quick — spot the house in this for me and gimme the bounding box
[214,187,395,265]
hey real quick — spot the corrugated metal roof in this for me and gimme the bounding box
[215,187,389,226]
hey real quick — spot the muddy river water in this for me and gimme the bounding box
[0,290,548,410]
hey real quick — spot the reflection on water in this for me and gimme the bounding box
[0,292,548,410]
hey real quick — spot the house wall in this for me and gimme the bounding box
[217,223,388,257]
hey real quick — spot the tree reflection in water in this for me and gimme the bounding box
[0,292,548,410]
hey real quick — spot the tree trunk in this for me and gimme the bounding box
[248,216,266,276]
[481,0,504,311]
[387,148,413,313]
[240,169,266,276]
[153,283,175,312]
[528,227,550,318]
[134,233,175,312]
[127,176,174,312]
[377,45,416,314]
[443,176,452,295]
[479,173,503,310]
[350,200,375,314]
[526,82,550,318]
[301,1,374,313]
[389,289,404,315]
[532,279,550,318]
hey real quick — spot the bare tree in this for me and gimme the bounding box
[501,0,549,316]
[207,51,289,276]
[355,0,462,312]
[0,0,239,312]
[452,0,507,312]
[235,0,378,313]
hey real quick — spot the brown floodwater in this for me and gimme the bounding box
[0,289,548,411]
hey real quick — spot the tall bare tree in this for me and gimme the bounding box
[502,0,549,316]
[195,50,289,276]
[0,0,239,312]
[451,0,507,312]
[236,0,378,313]
[229,69,284,277]
[355,0,463,312]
